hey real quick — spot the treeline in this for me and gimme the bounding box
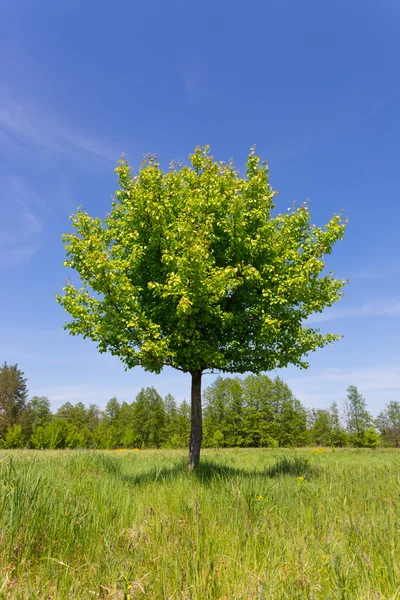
[1,362,399,449]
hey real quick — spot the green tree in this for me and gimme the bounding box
[175,400,190,448]
[329,401,348,447]
[0,363,28,437]
[104,397,121,425]
[147,388,166,447]
[271,377,308,447]
[22,396,52,443]
[86,404,101,431]
[56,402,74,422]
[363,426,380,449]
[57,147,347,468]
[344,385,372,447]
[130,387,166,448]
[115,401,134,447]
[203,376,244,447]
[47,420,69,449]
[164,393,178,447]
[30,425,50,449]
[376,401,400,447]
[309,409,332,446]
[3,424,24,448]
[242,374,275,447]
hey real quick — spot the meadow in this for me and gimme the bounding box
[0,448,399,600]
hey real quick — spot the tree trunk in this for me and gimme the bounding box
[188,370,202,470]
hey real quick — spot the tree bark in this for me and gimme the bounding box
[188,370,202,470]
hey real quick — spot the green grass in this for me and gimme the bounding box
[0,448,399,599]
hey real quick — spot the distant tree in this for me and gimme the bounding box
[329,401,348,447]
[56,402,87,429]
[376,401,400,447]
[164,394,179,447]
[363,426,380,449]
[66,424,93,449]
[116,401,134,447]
[344,385,372,447]
[147,389,166,448]
[30,425,49,449]
[86,404,101,431]
[131,387,166,448]
[57,147,347,468]
[22,396,52,443]
[176,400,190,448]
[309,409,332,446]
[55,402,74,422]
[47,420,69,449]
[270,377,307,447]
[204,376,244,447]
[104,397,121,425]
[212,429,225,448]
[0,363,28,437]
[242,374,275,447]
[3,424,24,448]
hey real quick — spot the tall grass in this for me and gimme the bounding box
[0,448,399,599]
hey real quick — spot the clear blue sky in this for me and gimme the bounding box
[1,0,399,415]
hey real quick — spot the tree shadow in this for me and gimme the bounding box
[92,453,318,488]
[88,452,187,487]
[194,455,316,484]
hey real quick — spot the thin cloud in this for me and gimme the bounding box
[0,98,117,162]
[38,384,137,409]
[0,179,44,267]
[307,301,400,324]
[284,364,400,414]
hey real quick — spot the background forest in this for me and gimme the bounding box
[1,362,398,450]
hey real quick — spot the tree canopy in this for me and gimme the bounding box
[56,146,347,467]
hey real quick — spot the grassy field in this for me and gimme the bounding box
[0,448,399,600]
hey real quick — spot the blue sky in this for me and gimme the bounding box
[1,0,400,415]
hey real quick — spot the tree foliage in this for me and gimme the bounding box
[57,146,346,374]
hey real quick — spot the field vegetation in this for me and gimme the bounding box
[1,448,399,599]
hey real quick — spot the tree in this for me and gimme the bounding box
[376,401,400,447]
[21,396,52,443]
[56,402,87,429]
[363,426,380,449]
[242,374,275,446]
[0,363,28,437]
[203,376,244,447]
[57,146,347,468]
[328,401,348,447]
[309,409,332,446]
[104,397,121,425]
[86,404,101,431]
[270,377,308,447]
[344,385,372,447]
[3,424,24,448]
[175,400,190,448]
[164,393,179,447]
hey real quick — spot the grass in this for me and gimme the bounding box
[0,448,399,599]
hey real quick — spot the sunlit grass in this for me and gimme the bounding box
[0,448,399,599]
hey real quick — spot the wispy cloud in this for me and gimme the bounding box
[38,384,139,409]
[308,301,400,324]
[284,364,400,413]
[0,178,44,267]
[0,98,117,162]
